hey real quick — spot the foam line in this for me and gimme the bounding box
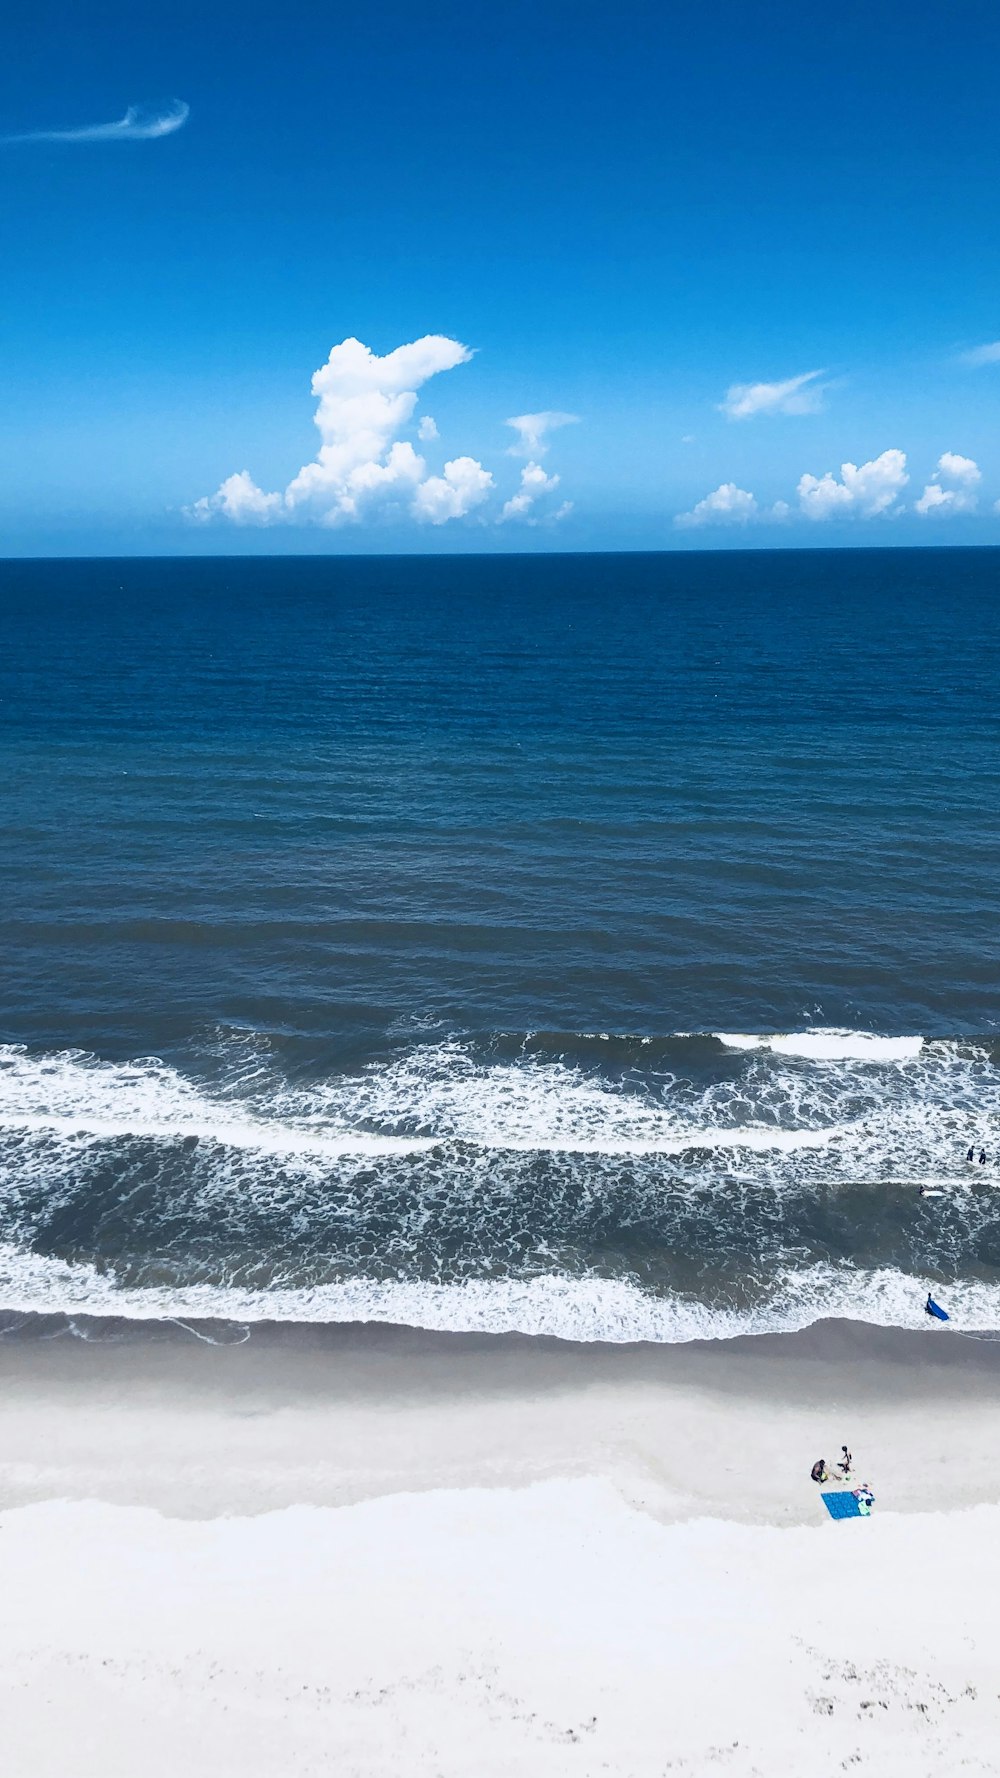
[0,1043,861,1159]
[0,1250,997,1343]
[0,1112,437,1159]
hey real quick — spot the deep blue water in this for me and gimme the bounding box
[1,548,999,1338]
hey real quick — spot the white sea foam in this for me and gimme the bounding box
[0,1034,995,1186]
[0,1049,435,1159]
[715,1029,924,1062]
[0,1247,997,1343]
[294,1040,871,1155]
[2,1035,1000,1336]
[0,1043,857,1159]
[0,1112,436,1160]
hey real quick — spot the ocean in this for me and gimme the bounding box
[2,546,1000,1339]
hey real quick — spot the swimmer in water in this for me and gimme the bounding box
[968,1147,976,1162]
[980,1150,987,1165]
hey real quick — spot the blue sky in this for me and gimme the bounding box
[2,0,999,554]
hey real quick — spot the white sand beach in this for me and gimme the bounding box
[1,1318,998,1775]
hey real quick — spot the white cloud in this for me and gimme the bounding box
[2,100,189,144]
[797,449,908,520]
[283,335,471,521]
[505,411,579,457]
[412,456,494,524]
[500,460,562,522]
[188,471,283,526]
[937,451,981,485]
[959,341,1000,367]
[191,334,494,528]
[915,451,981,516]
[719,369,826,421]
[914,483,952,515]
[675,482,758,528]
[417,415,438,441]
[674,447,986,529]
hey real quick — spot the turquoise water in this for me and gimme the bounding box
[1,548,999,1337]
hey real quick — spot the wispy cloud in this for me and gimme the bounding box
[505,411,579,457]
[719,369,827,421]
[2,99,189,145]
[958,341,1000,367]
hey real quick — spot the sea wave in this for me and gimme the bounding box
[0,1248,997,1342]
[0,1040,868,1158]
[0,1048,436,1158]
[714,1029,925,1063]
[2,1034,999,1340]
[0,1031,996,1184]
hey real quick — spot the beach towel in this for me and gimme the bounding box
[821,1491,866,1521]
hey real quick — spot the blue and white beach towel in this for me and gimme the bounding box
[821,1490,873,1521]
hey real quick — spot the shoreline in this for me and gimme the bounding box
[2,1314,999,1521]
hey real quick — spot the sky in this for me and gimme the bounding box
[2,0,1000,555]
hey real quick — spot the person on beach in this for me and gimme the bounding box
[836,1445,852,1478]
[810,1459,829,1483]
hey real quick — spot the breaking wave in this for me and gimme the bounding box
[1,1029,999,1339]
[715,1030,925,1063]
[0,1249,998,1342]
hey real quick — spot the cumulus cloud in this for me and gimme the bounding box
[417,415,439,441]
[500,461,565,523]
[191,334,495,528]
[796,449,908,520]
[675,482,758,528]
[937,451,981,484]
[2,99,189,144]
[915,451,981,516]
[675,446,991,530]
[188,471,283,526]
[412,456,494,524]
[719,370,827,421]
[915,484,954,515]
[959,341,1000,367]
[505,411,579,457]
[282,335,472,521]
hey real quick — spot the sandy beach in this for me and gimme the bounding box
[1,1316,999,1775]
